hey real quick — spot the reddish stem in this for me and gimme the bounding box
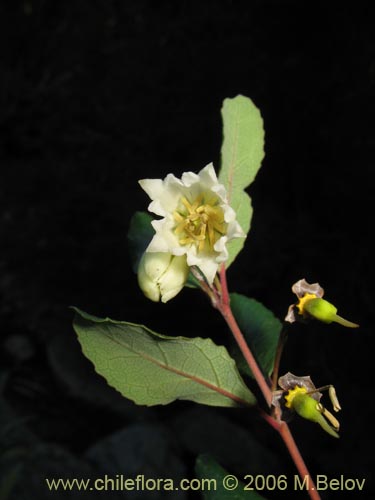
[218,265,321,500]
[279,422,320,499]
[261,412,320,499]
[218,265,272,405]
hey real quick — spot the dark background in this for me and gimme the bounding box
[1,1,374,499]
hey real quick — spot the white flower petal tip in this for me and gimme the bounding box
[139,164,245,283]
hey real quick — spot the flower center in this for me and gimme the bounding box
[173,193,227,252]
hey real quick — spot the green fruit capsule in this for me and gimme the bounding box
[303,297,359,328]
[292,392,339,438]
[285,386,339,438]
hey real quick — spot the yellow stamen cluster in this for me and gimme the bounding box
[296,293,318,316]
[173,193,227,253]
[284,385,307,408]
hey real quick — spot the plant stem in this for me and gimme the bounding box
[218,265,321,500]
[221,304,273,405]
[218,265,272,405]
[271,324,288,390]
[279,423,320,499]
[260,411,319,499]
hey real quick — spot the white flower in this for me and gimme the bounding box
[138,252,189,303]
[139,163,244,283]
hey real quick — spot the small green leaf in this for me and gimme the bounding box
[230,294,281,378]
[219,95,265,267]
[72,308,256,408]
[195,454,268,500]
[185,273,200,288]
[127,211,154,272]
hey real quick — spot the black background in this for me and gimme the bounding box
[1,1,374,499]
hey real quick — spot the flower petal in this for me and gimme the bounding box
[139,176,180,215]
[292,279,325,299]
[187,253,219,284]
[197,163,218,186]
[181,170,200,187]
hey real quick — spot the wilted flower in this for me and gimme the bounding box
[138,252,189,303]
[285,278,358,328]
[139,163,244,284]
[272,372,340,438]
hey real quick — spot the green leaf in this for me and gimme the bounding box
[72,308,256,408]
[195,454,268,500]
[230,294,281,378]
[219,95,265,266]
[127,211,154,273]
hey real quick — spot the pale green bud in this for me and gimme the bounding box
[137,252,189,303]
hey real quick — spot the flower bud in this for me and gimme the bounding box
[303,297,359,328]
[137,252,189,303]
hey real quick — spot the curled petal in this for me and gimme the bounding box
[278,372,322,402]
[291,279,325,299]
